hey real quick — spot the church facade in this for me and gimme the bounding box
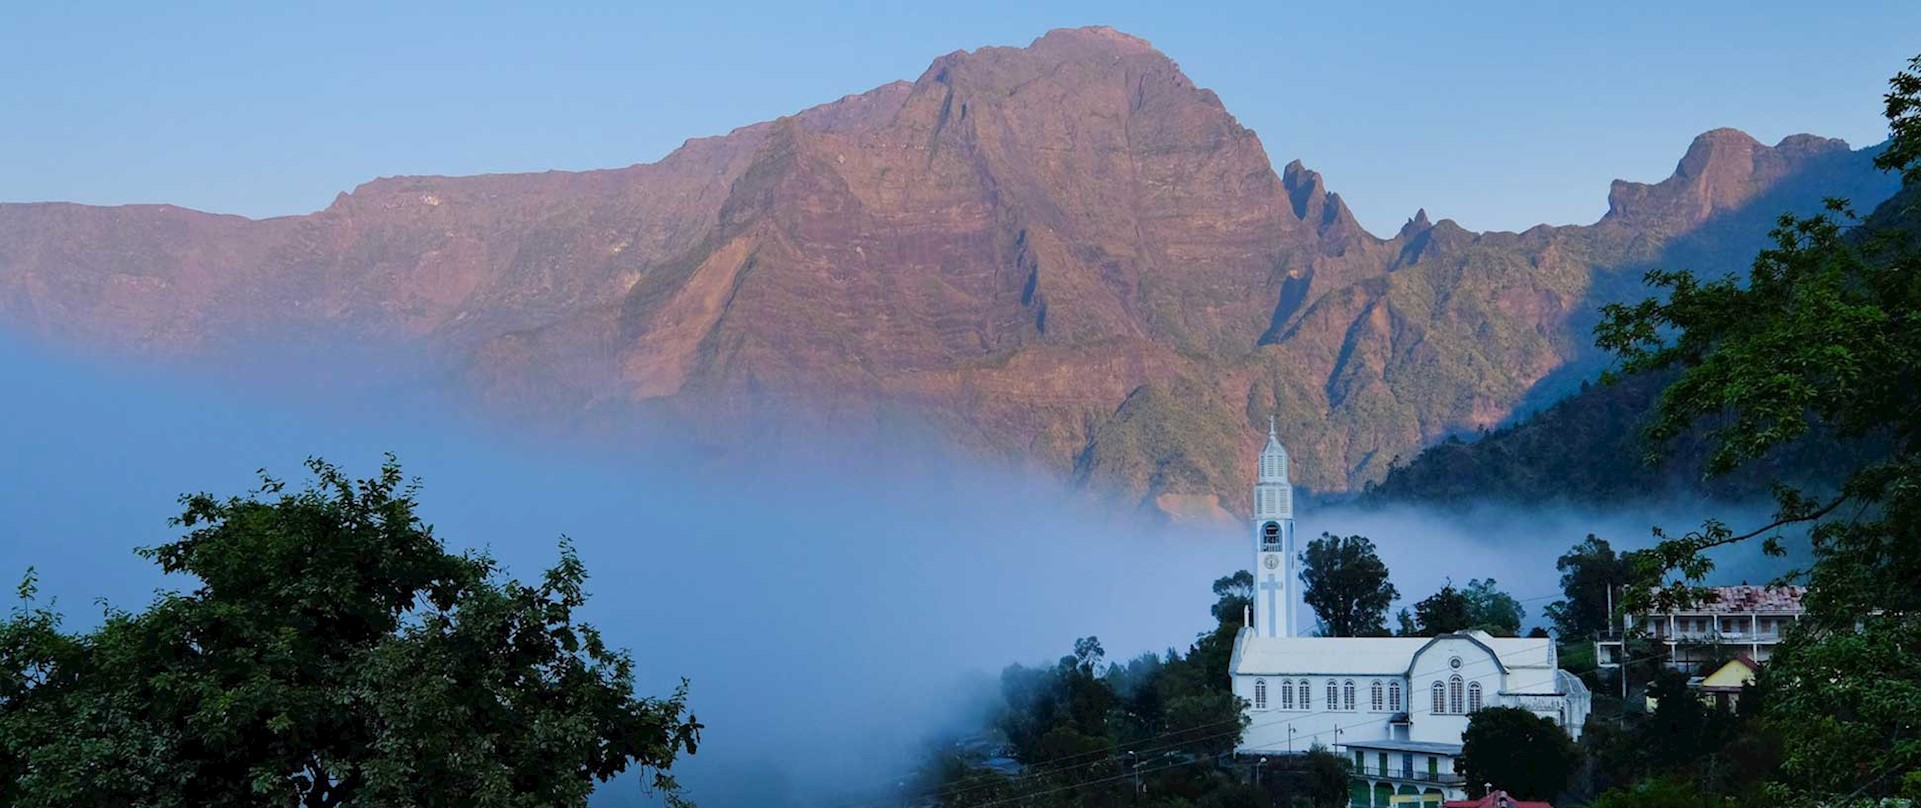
[1229,425,1591,807]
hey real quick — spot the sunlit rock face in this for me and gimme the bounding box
[0,26,1897,514]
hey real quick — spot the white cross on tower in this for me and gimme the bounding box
[1261,573,1285,637]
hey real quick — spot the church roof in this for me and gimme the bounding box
[1262,416,1289,458]
[1231,630,1558,677]
[1235,636,1431,675]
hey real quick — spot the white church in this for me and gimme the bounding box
[1229,423,1590,807]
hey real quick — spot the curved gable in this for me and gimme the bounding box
[1404,633,1506,679]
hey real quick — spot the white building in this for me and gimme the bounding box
[1229,425,1590,807]
[1594,585,1805,673]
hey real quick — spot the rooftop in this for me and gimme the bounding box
[1655,585,1805,614]
[1444,790,1552,808]
[1340,738,1463,755]
[1233,630,1556,676]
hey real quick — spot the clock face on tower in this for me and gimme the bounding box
[1263,554,1280,570]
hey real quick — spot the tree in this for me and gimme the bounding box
[1409,583,1473,635]
[1297,745,1353,808]
[1211,569,1254,625]
[1298,533,1399,637]
[1458,706,1580,801]
[1594,54,1921,803]
[1585,778,1726,808]
[0,457,700,808]
[1543,536,1631,640]
[1639,670,1716,769]
[1462,578,1524,636]
[1394,607,1419,636]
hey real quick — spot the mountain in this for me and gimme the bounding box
[1355,369,1869,506]
[1362,174,1921,509]
[0,27,1900,518]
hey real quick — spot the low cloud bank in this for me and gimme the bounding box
[0,337,1795,806]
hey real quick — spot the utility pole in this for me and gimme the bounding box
[1619,587,1629,706]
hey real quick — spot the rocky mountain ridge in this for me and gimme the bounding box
[0,27,1899,518]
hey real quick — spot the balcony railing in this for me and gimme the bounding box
[1653,631,1783,643]
[1353,765,1465,785]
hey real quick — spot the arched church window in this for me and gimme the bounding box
[1431,681,1445,713]
[1388,680,1402,712]
[1448,675,1464,714]
[1262,521,1281,548]
[1327,680,1339,710]
[1343,680,1356,711]
[1254,679,1267,710]
[1280,679,1295,710]
[1467,681,1483,713]
[1370,680,1384,711]
[1299,680,1311,710]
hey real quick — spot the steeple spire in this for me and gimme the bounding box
[1252,421,1296,638]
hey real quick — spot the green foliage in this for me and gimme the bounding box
[1587,53,1921,805]
[1762,614,1921,803]
[1881,55,1921,188]
[1543,536,1632,640]
[1461,578,1524,636]
[1359,366,1876,508]
[1406,584,1472,635]
[1457,706,1579,801]
[0,457,700,808]
[1641,671,1736,771]
[1294,746,1351,808]
[1585,777,1728,808]
[922,575,1263,806]
[1398,579,1523,636]
[1297,534,1397,637]
[1212,571,1254,625]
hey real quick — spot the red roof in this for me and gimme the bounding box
[1444,791,1553,808]
[1648,585,1805,614]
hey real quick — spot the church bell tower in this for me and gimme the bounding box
[1254,417,1296,638]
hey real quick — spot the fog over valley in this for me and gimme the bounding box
[0,337,1796,806]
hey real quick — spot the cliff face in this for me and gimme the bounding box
[0,27,1898,517]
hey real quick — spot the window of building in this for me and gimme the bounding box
[1448,675,1464,714]
[1327,680,1340,710]
[1388,680,1403,712]
[1343,680,1356,711]
[1254,679,1267,709]
[1431,681,1445,713]
[1280,679,1294,710]
[1299,680,1311,710]
[1467,681,1483,713]
[1370,680,1384,712]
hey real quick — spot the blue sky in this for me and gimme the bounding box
[4,1,1917,234]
